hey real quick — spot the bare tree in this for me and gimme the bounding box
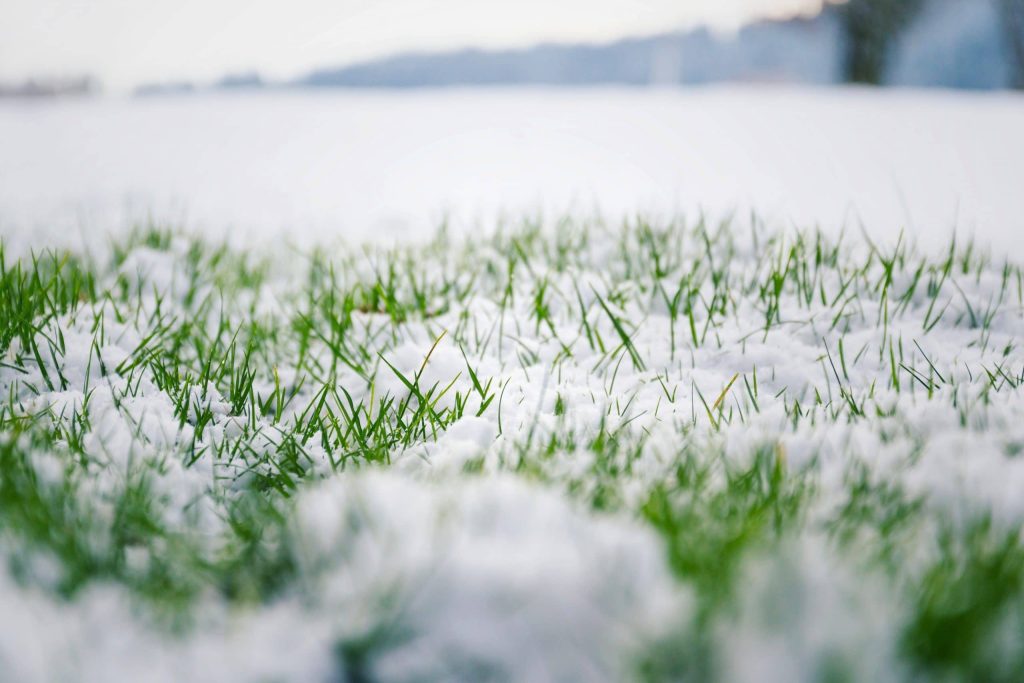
[838,0,924,84]
[998,0,1024,88]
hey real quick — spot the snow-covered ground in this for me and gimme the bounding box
[1,86,1022,252]
[2,87,1024,681]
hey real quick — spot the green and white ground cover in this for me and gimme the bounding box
[2,217,1024,681]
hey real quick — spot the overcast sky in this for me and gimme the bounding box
[1,0,827,90]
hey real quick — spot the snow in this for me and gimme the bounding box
[292,472,683,682]
[1,473,681,683]
[720,533,907,683]
[2,86,1024,680]
[1,87,1023,253]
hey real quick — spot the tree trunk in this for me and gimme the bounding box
[842,15,888,84]
[839,0,923,85]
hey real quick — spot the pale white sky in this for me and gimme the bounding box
[0,0,827,90]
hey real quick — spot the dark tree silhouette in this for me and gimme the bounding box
[999,0,1024,88]
[838,0,924,84]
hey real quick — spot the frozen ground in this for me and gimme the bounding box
[1,88,1024,681]
[3,216,1024,681]
[1,87,1023,251]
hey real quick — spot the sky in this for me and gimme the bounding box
[0,0,828,91]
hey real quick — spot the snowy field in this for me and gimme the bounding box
[1,87,1023,251]
[1,88,1024,682]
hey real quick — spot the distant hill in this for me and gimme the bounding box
[295,1,1012,90]
[299,14,841,88]
[133,0,1016,95]
[0,76,97,98]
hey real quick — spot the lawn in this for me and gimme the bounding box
[2,216,1023,681]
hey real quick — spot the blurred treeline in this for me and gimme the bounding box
[840,0,1024,86]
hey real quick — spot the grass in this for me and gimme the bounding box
[2,216,1024,680]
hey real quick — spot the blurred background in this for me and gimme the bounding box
[2,0,1023,94]
[1,0,1022,251]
